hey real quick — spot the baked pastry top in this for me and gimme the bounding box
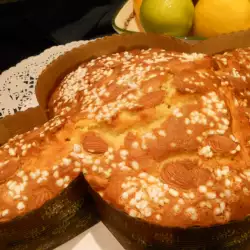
[1,47,250,228]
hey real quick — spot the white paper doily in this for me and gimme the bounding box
[0,40,90,118]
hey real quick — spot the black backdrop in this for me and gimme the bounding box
[0,0,123,71]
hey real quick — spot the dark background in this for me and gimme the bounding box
[0,0,124,72]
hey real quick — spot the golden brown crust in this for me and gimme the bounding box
[1,47,250,229]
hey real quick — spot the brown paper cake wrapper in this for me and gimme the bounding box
[35,31,250,250]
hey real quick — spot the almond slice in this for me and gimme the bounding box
[161,162,195,190]
[161,160,211,190]
[139,90,165,109]
[82,132,108,154]
[206,135,237,154]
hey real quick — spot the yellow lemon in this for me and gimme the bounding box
[194,0,250,38]
[140,0,194,37]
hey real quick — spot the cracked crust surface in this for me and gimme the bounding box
[1,47,250,228]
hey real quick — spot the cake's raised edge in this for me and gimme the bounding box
[90,185,250,249]
[36,30,250,119]
[35,33,191,119]
[0,107,47,146]
[0,174,99,249]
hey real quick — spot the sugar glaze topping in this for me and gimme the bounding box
[0,47,250,228]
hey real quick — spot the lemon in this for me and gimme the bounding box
[194,0,250,38]
[140,0,194,37]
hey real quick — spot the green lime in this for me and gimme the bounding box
[140,0,195,37]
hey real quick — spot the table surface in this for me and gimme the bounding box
[56,222,124,250]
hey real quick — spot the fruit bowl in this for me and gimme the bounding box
[112,0,205,44]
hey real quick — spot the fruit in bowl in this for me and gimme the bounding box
[133,0,250,38]
[135,0,195,37]
[194,0,250,38]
